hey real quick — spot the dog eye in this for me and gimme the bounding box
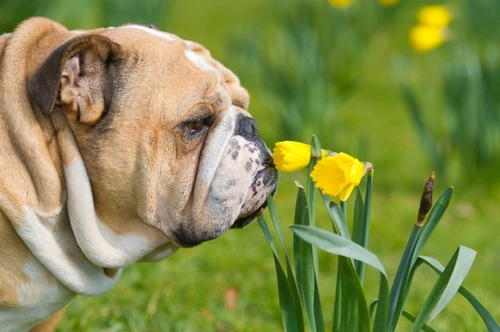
[186,119,205,135]
[183,116,213,138]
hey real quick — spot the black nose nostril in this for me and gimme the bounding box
[235,115,259,139]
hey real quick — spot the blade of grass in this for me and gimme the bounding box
[410,246,477,331]
[418,256,500,332]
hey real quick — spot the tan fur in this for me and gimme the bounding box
[29,306,67,332]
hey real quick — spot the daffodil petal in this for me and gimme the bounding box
[338,183,356,201]
[311,152,365,201]
[273,140,330,173]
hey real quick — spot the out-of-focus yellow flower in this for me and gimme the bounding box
[417,5,452,27]
[409,25,447,53]
[311,152,365,201]
[273,141,328,173]
[329,0,354,9]
[378,0,399,7]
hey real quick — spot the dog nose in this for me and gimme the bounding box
[235,115,259,139]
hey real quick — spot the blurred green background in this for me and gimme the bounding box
[1,0,499,330]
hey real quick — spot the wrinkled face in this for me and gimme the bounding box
[52,26,278,247]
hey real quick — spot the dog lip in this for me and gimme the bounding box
[232,166,278,229]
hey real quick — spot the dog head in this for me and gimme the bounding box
[28,24,278,252]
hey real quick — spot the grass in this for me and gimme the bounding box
[0,0,498,330]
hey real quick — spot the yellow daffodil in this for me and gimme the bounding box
[273,141,328,173]
[378,0,400,7]
[409,25,447,53]
[311,152,365,201]
[328,0,354,9]
[417,5,452,28]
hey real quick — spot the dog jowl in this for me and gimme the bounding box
[0,17,277,331]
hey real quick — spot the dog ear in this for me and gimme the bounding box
[28,34,122,123]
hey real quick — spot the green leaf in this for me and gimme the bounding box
[428,247,476,322]
[291,225,386,275]
[295,201,324,332]
[338,256,371,332]
[258,218,303,332]
[307,136,321,276]
[389,187,454,330]
[352,187,365,247]
[293,135,324,332]
[372,271,390,332]
[273,254,303,332]
[291,225,389,331]
[333,264,343,332]
[388,224,422,331]
[353,170,373,284]
[401,310,437,332]
[266,196,287,258]
[411,246,477,331]
[293,186,308,269]
[368,299,378,318]
[321,194,351,238]
[260,202,306,331]
[258,215,281,264]
[418,256,500,332]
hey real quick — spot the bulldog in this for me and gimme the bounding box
[0,17,277,331]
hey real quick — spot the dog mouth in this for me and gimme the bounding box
[231,156,278,229]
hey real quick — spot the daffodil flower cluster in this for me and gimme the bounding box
[273,141,369,201]
[409,5,452,53]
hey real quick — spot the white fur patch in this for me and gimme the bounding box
[139,242,178,262]
[124,24,175,41]
[17,206,119,296]
[0,258,74,332]
[197,106,237,186]
[184,41,221,81]
[65,157,159,268]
